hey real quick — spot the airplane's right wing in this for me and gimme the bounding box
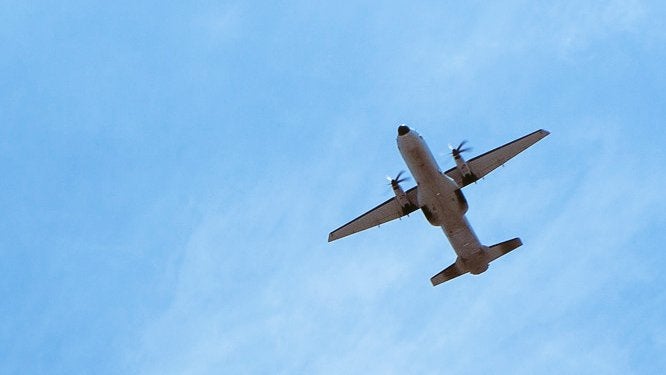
[445,129,550,188]
[328,187,419,242]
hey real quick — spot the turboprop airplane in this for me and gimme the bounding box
[328,125,550,286]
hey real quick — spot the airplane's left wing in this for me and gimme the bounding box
[328,187,419,242]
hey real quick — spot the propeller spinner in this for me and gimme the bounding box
[450,140,472,156]
[387,170,410,188]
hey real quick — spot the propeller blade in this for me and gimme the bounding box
[388,171,410,186]
[451,140,472,155]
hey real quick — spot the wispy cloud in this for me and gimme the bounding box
[126,112,666,374]
[5,1,665,373]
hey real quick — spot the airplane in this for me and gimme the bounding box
[328,125,550,286]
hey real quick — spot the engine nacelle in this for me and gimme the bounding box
[452,148,478,186]
[390,178,417,215]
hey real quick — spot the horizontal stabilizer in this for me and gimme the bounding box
[486,237,522,263]
[430,261,466,286]
[430,238,522,287]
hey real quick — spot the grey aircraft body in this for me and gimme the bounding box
[328,125,549,286]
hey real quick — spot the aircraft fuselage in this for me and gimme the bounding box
[396,125,489,274]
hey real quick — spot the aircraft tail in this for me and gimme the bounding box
[430,238,522,287]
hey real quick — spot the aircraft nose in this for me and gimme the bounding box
[398,125,410,136]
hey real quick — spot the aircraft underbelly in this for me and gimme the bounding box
[399,130,485,266]
[418,185,482,259]
[441,216,481,258]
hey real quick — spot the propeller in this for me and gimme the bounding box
[450,140,472,156]
[387,170,410,187]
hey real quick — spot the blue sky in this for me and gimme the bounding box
[2,1,666,373]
